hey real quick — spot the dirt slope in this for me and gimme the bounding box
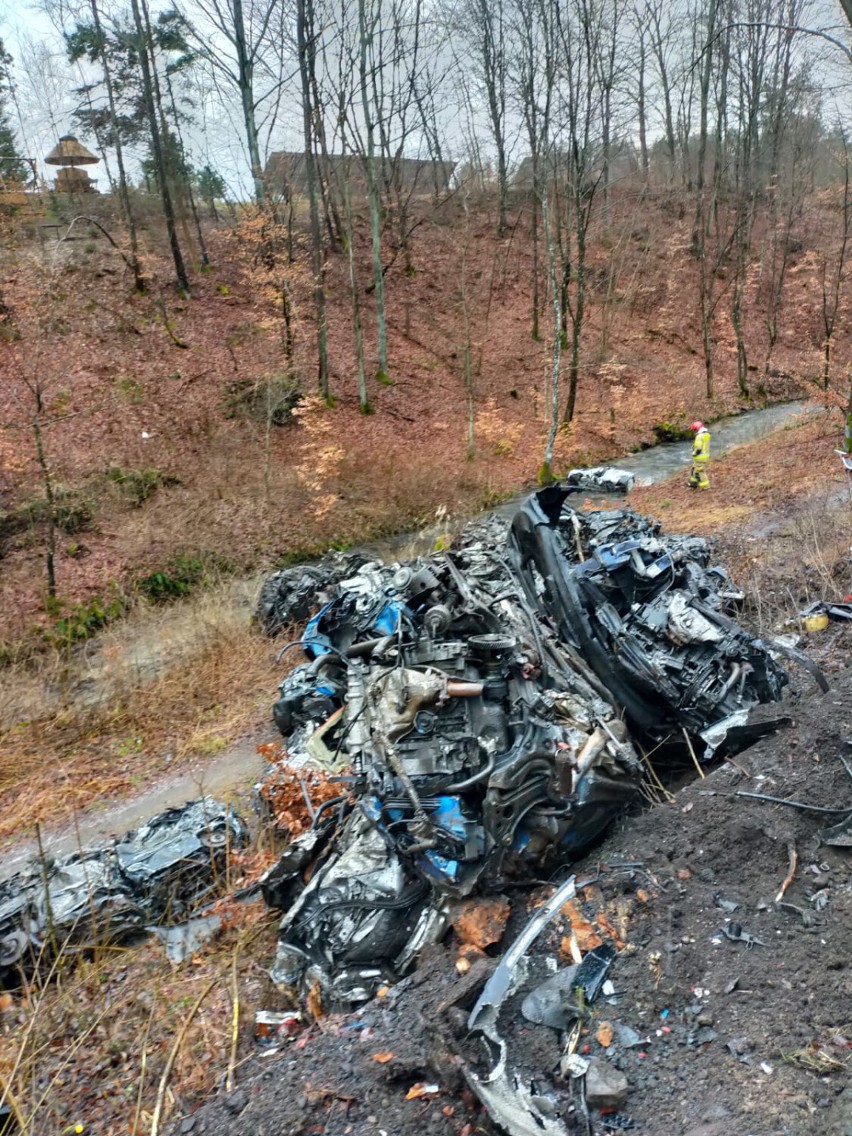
[0,188,839,645]
[172,634,852,1136]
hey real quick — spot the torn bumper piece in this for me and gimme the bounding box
[464,874,591,1136]
[0,797,247,981]
[260,490,795,1006]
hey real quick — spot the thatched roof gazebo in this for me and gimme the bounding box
[45,135,99,193]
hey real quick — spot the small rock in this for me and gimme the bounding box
[613,1023,644,1048]
[697,1012,714,1027]
[223,1090,248,1115]
[180,1120,196,1134]
[585,1058,628,1110]
[700,1103,731,1122]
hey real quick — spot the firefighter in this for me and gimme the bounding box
[689,420,711,489]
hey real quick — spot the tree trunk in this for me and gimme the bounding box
[563,217,586,425]
[530,154,540,341]
[358,0,390,381]
[296,0,331,400]
[130,0,189,295]
[637,32,649,186]
[342,165,369,413]
[90,0,144,291]
[232,0,267,209]
[164,67,210,268]
[31,414,56,600]
[538,176,561,484]
[478,0,508,234]
[691,0,717,253]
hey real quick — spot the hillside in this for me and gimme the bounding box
[1,188,846,654]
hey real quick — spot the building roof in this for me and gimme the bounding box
[45,135,99,166]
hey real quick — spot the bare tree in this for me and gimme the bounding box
[87,0,144,290]
[358,0,390,380]
[555,0,614,424]
[455,0,511,233]
[820,130,851,392]
[130,0,190,295]
[177,0,288,208]
[296,0,331,399]
[643,0,681,183]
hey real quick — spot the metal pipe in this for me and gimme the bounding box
[446,680,485,697]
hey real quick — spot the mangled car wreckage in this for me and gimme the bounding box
[258,486,795,1005]
[0,797,247,982]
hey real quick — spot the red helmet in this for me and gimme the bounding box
[690,421,704,432]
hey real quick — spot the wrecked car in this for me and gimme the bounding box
[0,796,247,982]
[258,487,791,1005]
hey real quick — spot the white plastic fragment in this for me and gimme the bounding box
[564,1054,590,1079]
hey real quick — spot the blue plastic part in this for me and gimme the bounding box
[418,849,460,884]
[374,601,403,636]
[433,796,467,840]
[363,796,383,823]
[301,599,407,658]
[302,604,334,658]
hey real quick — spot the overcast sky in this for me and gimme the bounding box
[2,0,852,199]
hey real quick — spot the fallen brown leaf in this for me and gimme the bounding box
[306,980,324,1021]
[372,1052,395,1064]
[405,1082,440,1100]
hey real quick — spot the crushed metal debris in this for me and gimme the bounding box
[0,797,247,982]
[256,487,799,1007]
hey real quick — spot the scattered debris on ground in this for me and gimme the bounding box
[5,483,850,1136]
[169,662,852,1136]
[0,797,246,983]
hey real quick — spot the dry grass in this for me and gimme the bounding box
[628,414,848,535]
[0,894,282,1136]
[0,584,279,844]
[629,415,852,640]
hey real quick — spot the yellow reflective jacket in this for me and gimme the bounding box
[692,429,711,463]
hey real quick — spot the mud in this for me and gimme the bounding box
[172,630,852,1136]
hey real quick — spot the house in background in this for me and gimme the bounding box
[265,151,455,199]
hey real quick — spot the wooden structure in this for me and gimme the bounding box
[44,135,99,193]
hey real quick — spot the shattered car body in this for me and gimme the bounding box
[563,466,635,494]
[0,797,247,981]
[509,487,787,749]
[259,487,790,1005]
